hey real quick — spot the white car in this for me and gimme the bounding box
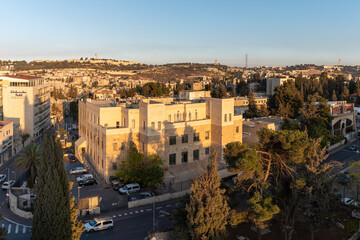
[69,167,87,175]
[0,175,6,184]
[119,183,140,195]
[76,174,94,182]
[342,198,359,207]
[84,218,113,232]
[2,180,15,190]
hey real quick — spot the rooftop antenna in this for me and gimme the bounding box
[245,53,248,68]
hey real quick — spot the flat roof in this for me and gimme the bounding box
[1,75,41,80]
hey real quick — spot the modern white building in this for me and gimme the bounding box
[0,75,51,140]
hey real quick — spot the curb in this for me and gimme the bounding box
[3,217,32,228]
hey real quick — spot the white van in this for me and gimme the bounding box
[76,174,93,182]
[84,217,113,232]
[119,183,140,195]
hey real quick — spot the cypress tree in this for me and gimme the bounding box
[32,135,71,240]
[186,154,230,240]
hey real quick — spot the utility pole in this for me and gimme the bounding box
[245,53,248,69]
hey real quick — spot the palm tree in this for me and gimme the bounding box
[16,143,41,188]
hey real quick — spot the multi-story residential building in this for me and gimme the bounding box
[242,117,283,146]
[76,97,243,182]
[234,96,268,115]
[0,121,13,164]
[0,75,51,140]
[266,76,293,95]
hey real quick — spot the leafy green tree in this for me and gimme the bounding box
[186,154,230,240]
[69,183,84,240]
[21,133,30,147]
[301,139,340,240]
[70,101,78,121]
[211,84,228,98]
[236,80,249,96]
[117,142,164,187]
[68,85,78,99]
[349,80,356,94]
[32,135,71,240]
[171,194,191,240]
[268,81,303,119]
[235,192,279,240]
[243,91,259,119]
[341,86,350,101]
[15,143,41,188]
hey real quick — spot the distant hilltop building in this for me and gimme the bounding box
[215,59,219,65]
[95,53,98,60]
[339,58,341,66]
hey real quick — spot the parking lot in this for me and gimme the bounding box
[64,158,128,211]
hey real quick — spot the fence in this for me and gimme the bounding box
[154,179,192,195]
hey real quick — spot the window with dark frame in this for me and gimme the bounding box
[181,151,188,163]
[170,136,176,145]
[169,154,176,165]
[182,134,188,143]
[205,147,210,155]
[193,149,199,160]
[193,132,200,142]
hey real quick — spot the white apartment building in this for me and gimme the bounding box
[0,75,51,140]
[266,76,293,95]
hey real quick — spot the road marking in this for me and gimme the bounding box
[146,208,152,211]
[118,214,122,217]
[135,210,138,213]
[7,224,11,233]
[113,215,116,218]
[156,206,162,210]
[124,213,127,216]
[166,204,172,207]
[3,217,32,228]
[140,210,144,212]
[15,224,18,233]
[23,226,26,233]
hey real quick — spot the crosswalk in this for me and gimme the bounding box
[1,222,31,235]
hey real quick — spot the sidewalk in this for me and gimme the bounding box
[328,137,358,155]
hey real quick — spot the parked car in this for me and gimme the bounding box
[69,167,88,175]
[78,178,97,187]
[68,154,77,163]
[76,174,94,182]
[84,217,113,232]
[2,180,15,190]
[342,197,359,207]
[112,182,125,191]
[130,192,154,201]
[0,174,6,184]
[348,145,357,151]
[119,183,140,195]
[338,174,351,186]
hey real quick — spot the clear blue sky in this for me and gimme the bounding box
[1,0,359,67]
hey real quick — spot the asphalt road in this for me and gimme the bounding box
[326,138,360,169]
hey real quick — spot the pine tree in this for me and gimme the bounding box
[244,91,258,119]
[70,194,84,239]
[32,135,72,240]
[186,154,230,240]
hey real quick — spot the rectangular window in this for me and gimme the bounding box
[182,134,188,143]
[112,162,117,170]
[229,113,232,121]
[143,121,146,130]
[170,136,176,145]
[205,131,209,140]
[193,149,199,161]
[123,118,126,127]
[132,119,135,129]
[181,152,188,163]
[116,121,120,128]
[193,132,200,142]
[158,121,161,130]
[224,114,227,122]
[151,122,155,131]
[205,147,210,155]
[112,142,117,151]
[236,126,239,133]
[168,114,171,122]
[169,154,176,166]
[121,142,125,150]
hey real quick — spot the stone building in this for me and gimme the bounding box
[76,97,243,182]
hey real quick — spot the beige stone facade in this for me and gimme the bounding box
[77,97,243,182]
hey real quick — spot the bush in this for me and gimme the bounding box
[345,219,358,237]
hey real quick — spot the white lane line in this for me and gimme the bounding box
[23,226,26,234]
[140,210,144,212]
[124,213,127,216]
[7,224,11,234]
[166,204,172,207]
[113,215,116,218]
[3,217,31,228]
[146,208,152,211]
[15,224,18,234]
